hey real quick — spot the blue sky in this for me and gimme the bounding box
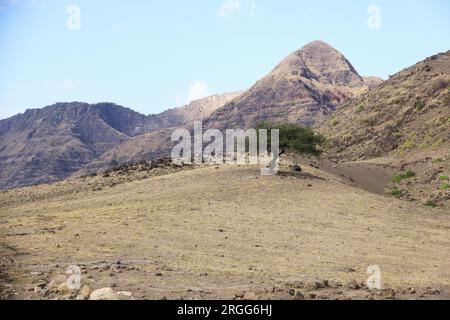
[0,0,449,119]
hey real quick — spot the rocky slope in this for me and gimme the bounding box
[320,50,450,161]
[0,93,239,190]
[205,40,374,129]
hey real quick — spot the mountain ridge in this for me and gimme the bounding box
[0,92,240,190]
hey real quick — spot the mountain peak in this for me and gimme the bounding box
[288,40,363,87]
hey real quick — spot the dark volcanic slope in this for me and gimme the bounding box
[0,93,240,190]
[0,102,137,190]
[320,50,450,161]
[206,40,372,129]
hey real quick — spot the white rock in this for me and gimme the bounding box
[89,287,119,300]
[117,291,134,300]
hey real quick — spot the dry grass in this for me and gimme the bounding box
[1,165,450,299]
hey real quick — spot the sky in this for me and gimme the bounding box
[0,0,449,120]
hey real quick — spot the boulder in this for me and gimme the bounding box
[89,287,119,300]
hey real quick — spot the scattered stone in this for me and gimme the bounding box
[305,279,326,290]
[243,291,257,300]
[80,285,92,299]
[56,282,73,295]
[117,291,134,300]
[425,288,440,295]
[325,280,341,289]
[346,280,360,290]
[34,284,49,297]
[89,287,119,300]
[292,290,305,300]
[381,289,396,299]
[274,291,292,300]
[288,280,305,289]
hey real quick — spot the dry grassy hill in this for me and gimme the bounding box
[320,51,450,161]
[319,51,450,209]
[1,162,449,300]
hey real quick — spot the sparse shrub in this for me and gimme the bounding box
[432,138,444,148]
[392,170,416,183]
[397,132,417,154]
[426,200,438,208]
[356,105,365,113]
[415,100,425,111]
[439,176,449,181]
[440,183,450,191]
[329,118,340,127]
[386,188,404,198]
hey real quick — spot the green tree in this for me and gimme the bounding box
[256,121,327,157]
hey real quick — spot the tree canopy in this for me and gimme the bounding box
[256,121,327,157]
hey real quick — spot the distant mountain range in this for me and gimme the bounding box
[0,93,239,190]
[2,41,448,191]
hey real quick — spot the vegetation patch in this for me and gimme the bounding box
[440,183,450,191]
[415,100,425,111]
[386,188,405,198]
[329,118,340,127]
[426,200,438,208]
[397,132,417,154]
[392,170,416,183]
[439,175,449,182]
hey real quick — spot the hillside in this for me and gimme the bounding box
[320,51,450,161]
[1,163,449,300]
[319,51,450,209]
[0,93,239,190]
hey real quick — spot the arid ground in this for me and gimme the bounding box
[1,160,449,300]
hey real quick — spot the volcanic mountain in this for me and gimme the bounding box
[205,40,377,129]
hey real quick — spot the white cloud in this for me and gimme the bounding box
[186,80,210,103]
[217,0,240,18]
